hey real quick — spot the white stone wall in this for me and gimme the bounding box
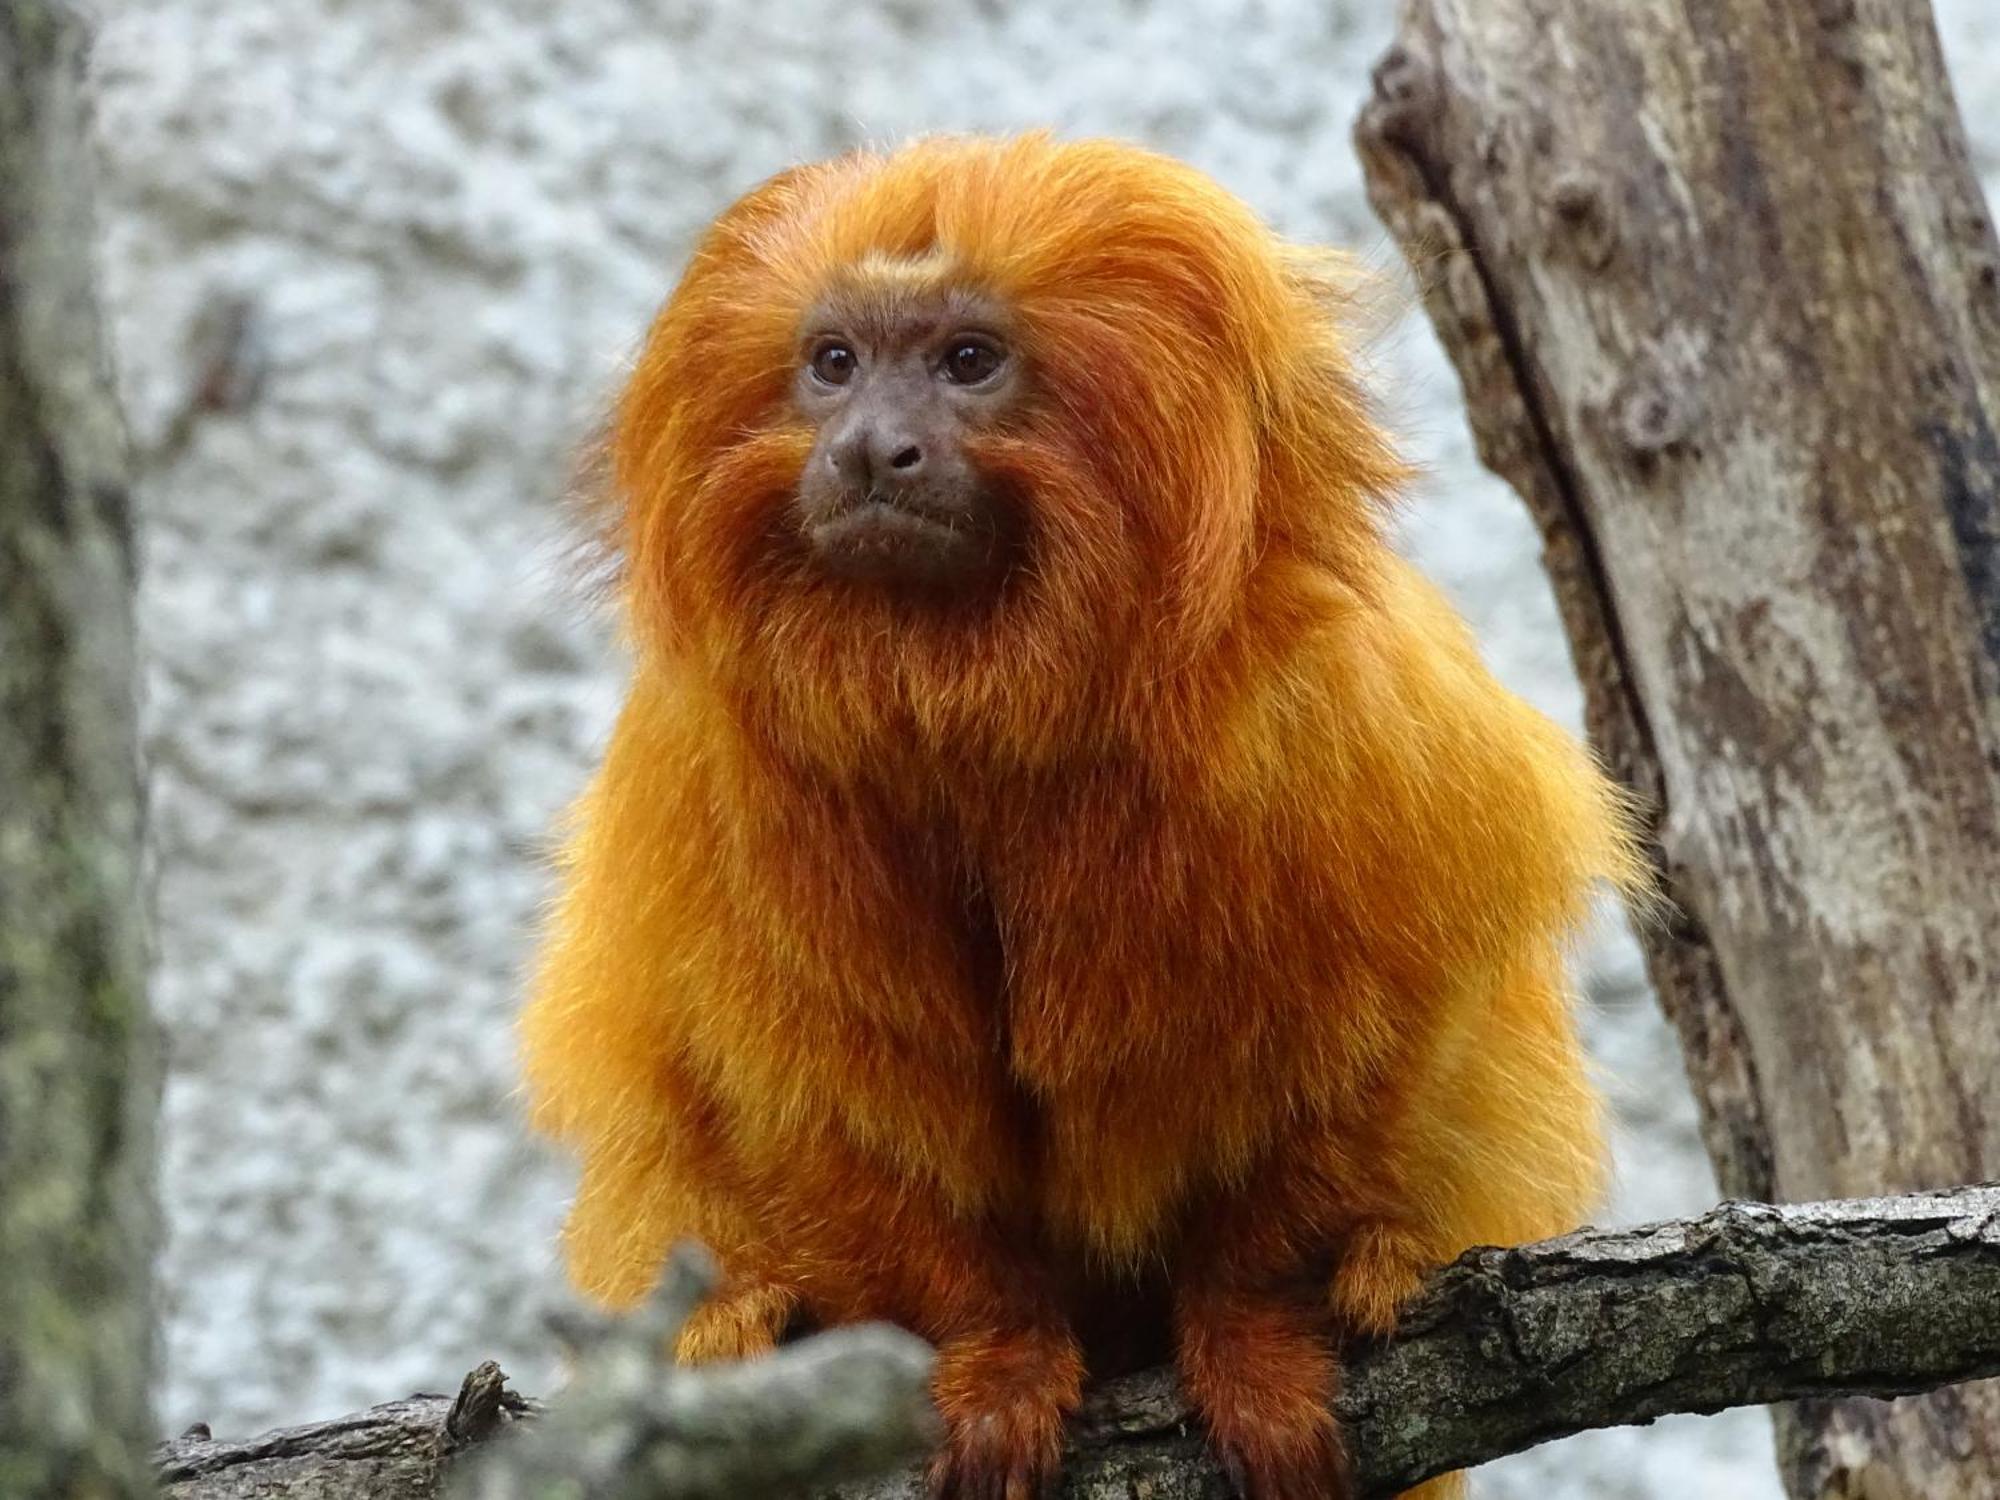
[86,1,1996,1493]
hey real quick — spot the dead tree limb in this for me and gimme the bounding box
[450,1246,940,1500]
[1353,1,2000,1492]
[0,2,155,1495]
[157,1245,939,1500]
[155,1186,2000,1500]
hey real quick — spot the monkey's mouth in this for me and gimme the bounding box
[802,491,1007,590]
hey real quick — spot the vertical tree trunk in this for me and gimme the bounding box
[0,4,156,1496]
[1354,1,2000,1495]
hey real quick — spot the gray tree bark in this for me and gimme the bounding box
[154,1188,2000,1500]
[1353,1,2000,1495]
[449,1246,940,1500]
[0,3,155,1497]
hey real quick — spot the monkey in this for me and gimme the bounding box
[519,133,1641,1500]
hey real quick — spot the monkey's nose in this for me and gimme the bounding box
[832,424,925,490]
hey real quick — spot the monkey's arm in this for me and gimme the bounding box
[522,672,1087,1493]
[517,724,735,1311]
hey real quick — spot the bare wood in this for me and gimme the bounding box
[153,1187,2000,1500]
[1354,0,2000,1492]
[157,1383,521,1500]
[0,2,155,1495]
[451,1246,941,1500]
[158,1246,940,1500]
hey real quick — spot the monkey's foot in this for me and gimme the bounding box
[927,1327,1082,1500]
[673,1279,800,1365]
[1176,1289,1352,1500]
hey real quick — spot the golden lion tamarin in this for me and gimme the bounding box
[521,133,1638,1499]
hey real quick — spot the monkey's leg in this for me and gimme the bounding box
[1171,1159,1357,1500]
[928,1318,1084,1500]
[1174,1272,1350,1500]
[790,1165,1082,1500]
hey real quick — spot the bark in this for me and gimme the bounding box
[157,1245,941,1500]
[0,4,155,1499]
[1353,1,2000,1493]
[449,1246,940,1500]
[153,1188,2000,1500]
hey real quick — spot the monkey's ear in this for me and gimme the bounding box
[557,414,626,605]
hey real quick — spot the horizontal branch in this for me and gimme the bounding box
[155,1186,2000,1500]
[452,1245,939,1500]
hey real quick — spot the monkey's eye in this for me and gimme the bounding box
[809,342,858,386]
[941,338,1004,386]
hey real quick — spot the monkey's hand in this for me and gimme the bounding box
[674,1278,801,1365]
[1328,1220,1434,1339]
[927,1324,1084,1500]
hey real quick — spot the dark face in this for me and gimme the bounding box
[792,285,1025,594]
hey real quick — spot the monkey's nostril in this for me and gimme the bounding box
[890,445,922,470]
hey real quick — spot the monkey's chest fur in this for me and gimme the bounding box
[969,873,1362,1264]
[718,773,1389,1276]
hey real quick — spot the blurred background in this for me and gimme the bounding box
[82,2,1997,1495]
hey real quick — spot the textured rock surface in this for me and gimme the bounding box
[84,1,1996,1495]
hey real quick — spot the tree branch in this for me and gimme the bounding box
[155,1186,2000,1499]
[451,1246,941,1500]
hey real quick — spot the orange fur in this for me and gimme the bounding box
[521,134,1639,1498]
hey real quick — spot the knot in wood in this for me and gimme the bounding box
[1364,43,1439,150]
[445,1360,520,1448]
[1544,170,1618,271]
[1971,252,2000,308]
[1614,376,1693,460]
